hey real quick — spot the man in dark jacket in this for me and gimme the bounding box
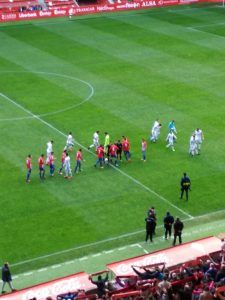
[1,262,15,293]
[163,212,174,240]
[173,218,184,246]
[145,216,156,242]
[180,173,191,201]
[89,272,109,298]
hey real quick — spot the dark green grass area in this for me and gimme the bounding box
[0,3,225,274]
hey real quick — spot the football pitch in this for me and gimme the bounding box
[0,3,225,279]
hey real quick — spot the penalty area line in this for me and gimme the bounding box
[0,91,192,220]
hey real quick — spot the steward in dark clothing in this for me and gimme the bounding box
[145,216,156,242]
[173,218,184,246]
[180,173,191,201]
[89,272,109,298]
[163,212,174,239]
[1,263,15,293]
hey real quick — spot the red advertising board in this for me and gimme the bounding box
[0,272,95,300]
[0,0,219,23]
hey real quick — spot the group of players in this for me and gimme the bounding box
[25,131,135,183]
[150,119,204,155]
[26,132,82,182]
[25,120,204,183]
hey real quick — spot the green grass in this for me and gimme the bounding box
[0,3,225,276]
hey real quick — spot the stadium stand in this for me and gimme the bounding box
[0,0,42,14]
[0,236,225,300]
[46,0,77,11]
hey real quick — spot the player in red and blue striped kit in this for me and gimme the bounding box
[26,155,32,183]
[38,154,45,180]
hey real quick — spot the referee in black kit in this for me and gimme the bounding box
[180,172,191,201]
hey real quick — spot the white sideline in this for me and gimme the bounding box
[11,216,225,277]
[0,91,193,221]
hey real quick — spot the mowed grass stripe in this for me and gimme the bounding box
[0,91,190,264]
[0,19,223,214]
[33,18,225,107]
[0,91,192,217]
[0,6,225,272]
[10,209,225,277]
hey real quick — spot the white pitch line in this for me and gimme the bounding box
[137,243,149,254]
[189,21,225,29]
[6,91,225,268]
[92,253,101,257]
[12,219,225,279]
[79,256,88,261]
[103,250,114,254]
[10,209,225,268]
[130,244,140,248]
[118,247,126,251]
[23,272,33,276]
[0,71,94,121]
[0,92,192,219]
[37,268,48,272]
[51,264,61,269]
[65,260,75,265]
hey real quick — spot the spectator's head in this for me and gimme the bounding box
[98,275,102,281]
[171,272,177,280]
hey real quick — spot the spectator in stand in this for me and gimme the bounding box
[173,217,184,246]
[216,264,225,282]
[215,285,225,300]
[221,239,225,264]
[199,286,214,300]
[89,272,109,298]
[205,263,218,281]
[1,262,16,294]
[163,211,174,240]
[132,264,165,280]
[157,275,172,298]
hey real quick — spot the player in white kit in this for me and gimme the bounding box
[66,132,74,151]
[194,128,204,154]
[46,140,53,164]
[64,153,72,179]
[166,131,177,151]
[189,134,198,156]
[88,131,100,150]
[150,119,160,142]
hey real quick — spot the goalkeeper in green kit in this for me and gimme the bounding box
[104,132,110,162]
